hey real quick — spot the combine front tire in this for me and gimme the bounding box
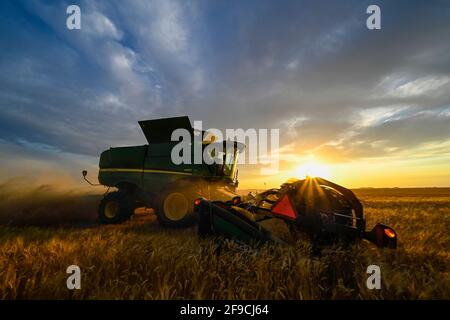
[156,190,196,228]
[98,191,134,224]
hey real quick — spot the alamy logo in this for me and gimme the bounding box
[366,5,381,30]
[171,121,280,175]
[66,5,81,30]
[66,265,81,290]
[366,265,381,289]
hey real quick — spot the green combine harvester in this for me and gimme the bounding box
[83,116,244,228]
[83,116,397,250]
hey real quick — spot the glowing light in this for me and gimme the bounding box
[295,161,330,179]
[384,228,396,238]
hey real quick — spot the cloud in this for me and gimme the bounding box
[313,108,450,162]
[84,11,123,40]
[375,74,450,98]
[356,105,412,127]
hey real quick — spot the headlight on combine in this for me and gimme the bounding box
[364,223,397,248]
[384,228,396,238]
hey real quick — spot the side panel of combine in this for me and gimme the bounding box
[142,142,194,194]
[98,145,148,187]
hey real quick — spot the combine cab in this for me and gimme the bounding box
[85,116,244,228]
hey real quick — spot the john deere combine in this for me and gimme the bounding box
[85,116,397,249]
[84,116,243,227]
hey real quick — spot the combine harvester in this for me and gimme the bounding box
[83,116,243,228]
[83,116,397,249]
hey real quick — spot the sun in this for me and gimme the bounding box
[295,161,331,179]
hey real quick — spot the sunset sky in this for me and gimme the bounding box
[0,0,449,189]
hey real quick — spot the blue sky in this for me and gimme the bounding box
[0,0,450,187]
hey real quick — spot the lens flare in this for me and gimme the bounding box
[295,161,330,179]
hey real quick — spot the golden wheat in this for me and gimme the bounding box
[0,185,449,299]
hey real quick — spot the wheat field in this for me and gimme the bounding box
[0,181,449,299]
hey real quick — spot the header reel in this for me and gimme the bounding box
[196,177,397,249]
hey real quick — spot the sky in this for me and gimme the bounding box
[0,0,449,189]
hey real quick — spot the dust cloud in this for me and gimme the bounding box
[0,178,103,226]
